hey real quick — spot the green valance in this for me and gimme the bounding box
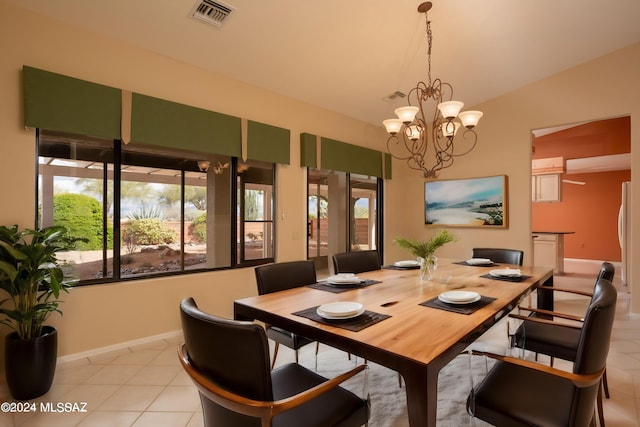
[384,152,393,180]
[321,137,382,177]
[23,66,121,140]
[130,93,242,157]
[300,133,317,168]
[299,133,391,179]
[247,121,290,164]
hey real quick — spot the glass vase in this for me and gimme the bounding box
[420,254,438,281]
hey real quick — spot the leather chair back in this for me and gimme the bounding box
[571,278,617,425]
[254,260,317,295]
[332,250,381,274]
[180,298,272,427]
[472,248,523,266]
[597,261,615,282]
[575,278,617,374]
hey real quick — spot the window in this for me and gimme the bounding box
[307,169,382,275]
[238,160,275,263]
[37,130,275,285]
[349,173,378,251]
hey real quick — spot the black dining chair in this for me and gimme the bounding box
[509,261,615,426]
[179,298,370,427]
[254,260,319,369]
[332,250,381,274]
[467,278,617,426]
[331,250,405,386]
[472,247,524,266]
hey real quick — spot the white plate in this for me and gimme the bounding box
[490,269,522,278]
[438,294,481,305]
[438,291,482,305]
[326,274,361,284]
[317,306,366,320]
[466,258,493,265]
[439,291,480,302]
[327,278,362,285]
[394,260,420,267]
[317,301,364,317]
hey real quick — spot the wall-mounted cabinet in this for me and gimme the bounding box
[532,156,564,202]
[532,173,562,202]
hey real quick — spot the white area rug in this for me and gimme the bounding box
[292,345,495,427]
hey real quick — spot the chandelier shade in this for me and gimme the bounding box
[383,2,482,178]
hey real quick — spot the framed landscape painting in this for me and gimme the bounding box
[424,175,508,228]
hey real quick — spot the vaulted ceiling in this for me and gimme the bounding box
[8,0,640,127]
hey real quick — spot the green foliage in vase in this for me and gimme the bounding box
[393,230,457,259]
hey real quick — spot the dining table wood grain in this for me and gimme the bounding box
[234,259,554,426]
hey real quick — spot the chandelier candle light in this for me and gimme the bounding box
[383,2,483,178]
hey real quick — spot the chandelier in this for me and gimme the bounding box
[383,2,482,178]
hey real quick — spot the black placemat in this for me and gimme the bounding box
[382,264,420,270]
[292,306,391,332]
[453,261,498,267]
[420,295,496,315]
[306,280,382,293]
[480,273,531,282]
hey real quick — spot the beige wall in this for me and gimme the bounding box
[0,0,638,368]
[0,1,388,362]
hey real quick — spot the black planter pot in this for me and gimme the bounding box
[5,326,57,400]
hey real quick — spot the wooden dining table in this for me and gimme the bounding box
[234,259,554,426]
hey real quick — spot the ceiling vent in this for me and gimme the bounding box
[382,91,406,102]
[190,0,234,27]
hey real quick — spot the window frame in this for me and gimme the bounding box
[36,130,276,286]
[305,167,384,265]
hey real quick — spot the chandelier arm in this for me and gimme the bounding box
[450,129,479,157]
[432,79,454,103]
[386,133,427,162]
[386,136,415,161]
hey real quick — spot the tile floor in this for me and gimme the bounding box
[1,272,639,426]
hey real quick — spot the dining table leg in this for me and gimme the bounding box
[401,364,437,426]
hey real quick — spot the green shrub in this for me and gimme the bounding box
[53,193,112,250]
[189,212,207,243]
[124,218,176,246]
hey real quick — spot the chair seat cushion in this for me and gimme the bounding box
[267,326,314,350]
[469,360,579,426]
[513,319,580,362]
[272,363,369,427]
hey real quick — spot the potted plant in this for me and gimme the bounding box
[394,230,456,280]
[0,225,81,400]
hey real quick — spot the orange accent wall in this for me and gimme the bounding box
[533,117,630,159]
[532,170,630,261]
[532,116,630,262]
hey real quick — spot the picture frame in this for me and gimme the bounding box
[424,175,508,228]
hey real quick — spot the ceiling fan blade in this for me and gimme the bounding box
[562,179,586,185]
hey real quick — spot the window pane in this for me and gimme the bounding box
[237,160,274,262]
[350,174,377,251]
[308,170,329,259]
[120,145,232,276]
[184,177,207,270]
[38,131,114,282]
[119,163,180,278]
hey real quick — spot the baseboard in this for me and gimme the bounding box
[563,258,622,275]
[57,329,183,366]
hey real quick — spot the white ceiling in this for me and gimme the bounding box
[8,0,640,127]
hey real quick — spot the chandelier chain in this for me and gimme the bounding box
[425,12,432,89]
